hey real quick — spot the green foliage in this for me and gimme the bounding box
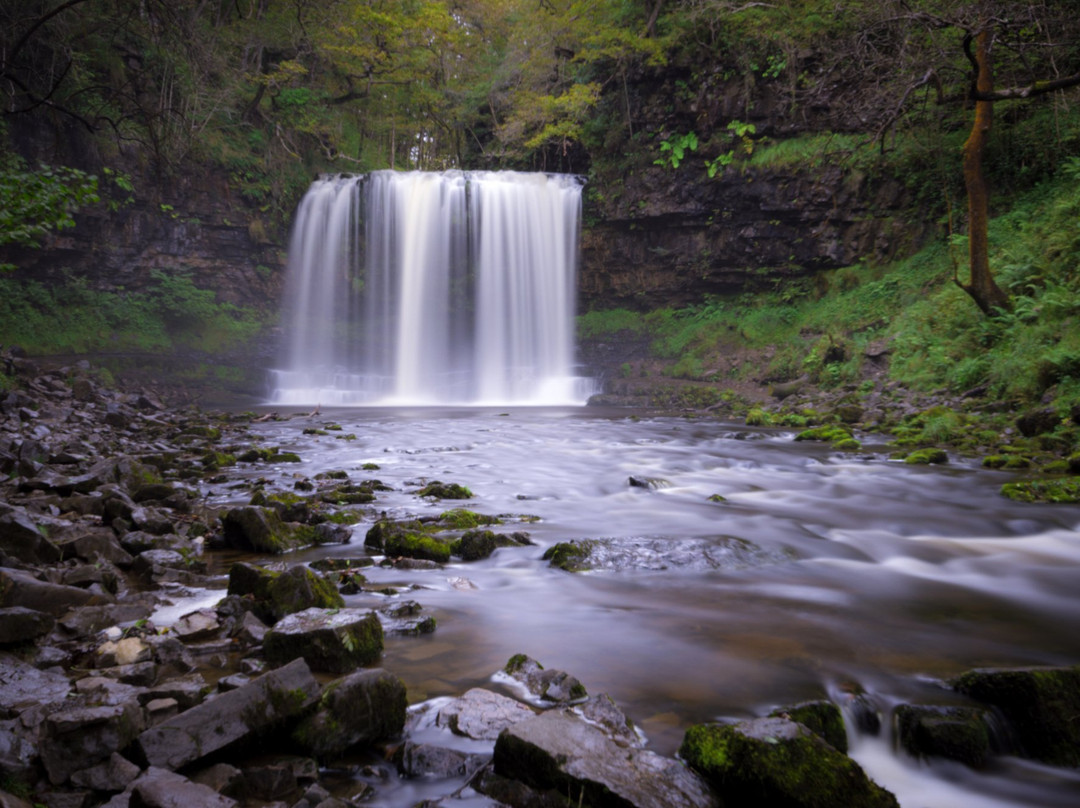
[0,151,99,260]
[654,132,698,169]
[0,272,265,356]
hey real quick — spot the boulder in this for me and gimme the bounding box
[364,520,450,563]
[769,699,848,753]
[264,608,383,674]
[0,656,71,718]
[130,767,238,808]
[292,668,407,758]
[376,600,437,636]
[227,563,343,623]
[0,510,61,565]
[951,666,1080,767]
[503,654,587,703]
[70,752,142,793]
[39,700,146,784]
[0,606,55,644]
[436,688,535,741]
[221,507,308,554]
[492,709,717,808]
[0,567,100,615]
[397,741,489,779]
[894,704,992,768]
[134,657,320,770]
[679,717,898,808]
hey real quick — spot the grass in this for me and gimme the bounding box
[577,159,1080,417]
[0,270,268,357]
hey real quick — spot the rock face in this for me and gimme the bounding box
[679,717,898,808]
[493,709,717,808]
[134,658,320,770]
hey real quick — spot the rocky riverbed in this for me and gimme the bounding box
[3,349,1080,808]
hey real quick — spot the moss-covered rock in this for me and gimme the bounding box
[951,666,1080,767]
[502,654,587,703]
[903,448,948,465]
[292,668,407,759]
[679,718,898,808]
[364,519,450,563]
[769,700,848,753]
[794,425,852,443]
[416,480,473,499]
[227,562,343,623]
[438,509,502,529]
[1000,477,1080,503]
[894,704,992,768]
[264,607,383,674]
[541,540,594,572]
[384,530,451,563]
[451,529,499,561]
[221,506,310,554]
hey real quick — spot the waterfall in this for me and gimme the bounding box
[269,170,596,406]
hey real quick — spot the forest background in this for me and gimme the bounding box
[2,0,1080,490]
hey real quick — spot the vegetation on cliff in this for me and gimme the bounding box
[0,0,1078,425]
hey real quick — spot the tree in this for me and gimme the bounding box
[854,2,1080,314]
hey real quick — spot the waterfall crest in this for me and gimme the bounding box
[270,170,596,406]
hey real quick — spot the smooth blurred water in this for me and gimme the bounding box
[269,172,595,406]
[198,407,1080,807]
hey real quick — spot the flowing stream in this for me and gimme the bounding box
[270,171,595,406]
[194,407,1080,807]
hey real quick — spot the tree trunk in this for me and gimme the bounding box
[959,29,1010,315]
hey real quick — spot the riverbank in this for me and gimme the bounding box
[4,350,1080,807]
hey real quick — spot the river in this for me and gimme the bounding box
[193,406,1080,807]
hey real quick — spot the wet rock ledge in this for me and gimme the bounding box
[2,350,1078,808]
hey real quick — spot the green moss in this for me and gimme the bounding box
[894,705,991,768]
[794,425,851,443]
[362,462,381,470]
[267,451,302,463]
[438,508,502,529]
[382,530,451,563]
[1000,477,1080,503]
[201,450,237,470]
[315,470,350,480]
[542,540,594,572]
[746,407,773,426]
[771,701,848,753]
[708,493,727,502]
[451,529,499,561]
[505,653,537,674]
[952,666,1080,767]
[833,437,862,451]
[417,480,474,499]
[680,721,898,808]
[903,448,949,464]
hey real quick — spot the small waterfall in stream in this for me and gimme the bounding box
[269,170,597,406]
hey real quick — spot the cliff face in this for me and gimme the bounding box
[580,164,924,308]
[3,171,285,308]
[575,58,929,310]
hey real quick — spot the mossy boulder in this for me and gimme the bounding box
[1000,477,1080,503]
[951,666,1080,767]
[364,519,451,563]
[292,668,407,759]
[769,700,848,753]
[541,540,594,572]
[894,704,992,768]
[227,562,343,623]
[416,480,473,499]
[679,718,898,808]
[221,506,310,554]
[794,425,852,443]
[264,607,384,674]
[503,654,587,703]
[903,448,948,465]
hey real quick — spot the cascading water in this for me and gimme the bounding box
[269,170,596,406]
